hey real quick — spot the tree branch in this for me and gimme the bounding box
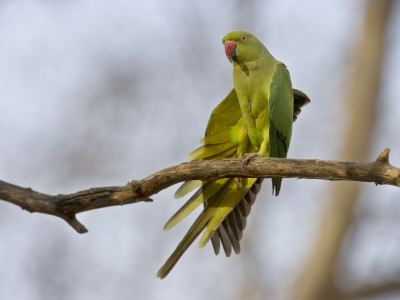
[0,148,399,233]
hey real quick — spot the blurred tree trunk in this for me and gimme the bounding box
[290,1,394,300]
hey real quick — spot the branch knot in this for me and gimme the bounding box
[130,180,142,195]
[376,148,390,163]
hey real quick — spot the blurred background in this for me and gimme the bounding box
[0,0,399,299]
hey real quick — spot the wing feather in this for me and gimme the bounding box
[269,63,294,195]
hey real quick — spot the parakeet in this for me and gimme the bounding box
[157,31,310,279]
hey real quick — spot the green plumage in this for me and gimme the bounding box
[157,31,310,279]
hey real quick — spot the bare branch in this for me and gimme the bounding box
[0,148,399,233]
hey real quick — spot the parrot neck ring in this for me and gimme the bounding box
[224,41,237,63]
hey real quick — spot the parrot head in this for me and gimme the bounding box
[222,31,265,64]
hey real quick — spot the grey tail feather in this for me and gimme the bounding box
[210,178,263,256]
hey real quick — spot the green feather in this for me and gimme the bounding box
[188,142,234,160]
[174,180,203,199]
[205,89,242,136]
[157,207,213,279]
[164,179,229,231]
[157,179,233,279]
[268,63,294,195]
[200,130,231,144]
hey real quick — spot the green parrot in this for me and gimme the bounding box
[157,31,310,278]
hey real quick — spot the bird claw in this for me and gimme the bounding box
[242,153,260,168]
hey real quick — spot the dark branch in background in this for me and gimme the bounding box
[0,148,399,233]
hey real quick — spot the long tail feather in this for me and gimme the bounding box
[157,180,233,278]
[164,179,229,231]
[157,208,213,279]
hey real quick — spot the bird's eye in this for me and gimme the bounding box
[241,35,247,42]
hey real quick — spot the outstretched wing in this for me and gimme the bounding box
[166,89,246,230]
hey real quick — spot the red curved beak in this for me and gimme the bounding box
[224,41,237,62]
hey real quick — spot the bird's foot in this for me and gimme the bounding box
[242,153,261,168]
